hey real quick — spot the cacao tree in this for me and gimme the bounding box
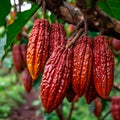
[1,0,120,120]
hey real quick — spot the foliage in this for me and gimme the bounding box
[0,65,25,118]
[0,0,120,120]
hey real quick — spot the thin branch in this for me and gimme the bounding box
[67,102,74,120]
[66,28,84,48]
[101,110,111,120]
[113,82,120,91]
[55,105,64,120]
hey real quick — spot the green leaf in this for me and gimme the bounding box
[0,34,7,60]
[98,0,120,21]
[88,101,95,113]
[5,3,39,51]
[33,73,43,90]
[0,0,11,26]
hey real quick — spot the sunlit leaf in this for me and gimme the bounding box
[5,3,39,51]
[0,0,11,26]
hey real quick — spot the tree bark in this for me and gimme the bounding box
[30,0,120,39]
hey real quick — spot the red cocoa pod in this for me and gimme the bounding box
[111,96,120,120]
[40,46,72,113]
[27,19,50,80]
[22,68,33,93]
[20,44,27,65]
[84,78,98,104]
[50,23,66,55]
[72,36,93,97]
[94,98,102,117]
[66,84,76,102]
[93,36,114,99]
[12,44,24,73]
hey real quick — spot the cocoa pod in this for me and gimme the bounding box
[40,46,72,113]
[22,68,33,93]
[111,96,120,120]
[84,78,98,104]
[66,84,76,102]
[94,98,102,117]
[27,19,50,80]
[72,36,93,97]
[93,36,114,99]
[20,44,27,65]
[50,23,66,55]
[12,44,24,73]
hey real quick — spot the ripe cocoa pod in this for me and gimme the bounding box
[93,36,114,99]
[94,98,102,117]
[111,96,120,120]
[72,36,93,97]
[22,68,33,93]
[20,44,27,65]
[50,23,66,55]
[12,44,24,73]
[66,84,76,102]
[84,78,98,104]
[27,19,50,80]
[40,46,72,113]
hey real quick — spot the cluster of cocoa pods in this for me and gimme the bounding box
[25,18,114,113]
[12,44,32,93]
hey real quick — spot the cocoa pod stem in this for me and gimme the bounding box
[66,28,84,48]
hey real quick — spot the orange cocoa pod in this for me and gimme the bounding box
[50,23,66,55]
[94,98,102,117]
[22,68,33,93]
[93,36,114,99]
[40,46,72,113]
[27,19,50,80]
[111,96,120,120]
[12,44,24,73]
[84,77,98,104]
[72,36,93,97]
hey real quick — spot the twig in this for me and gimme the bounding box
[101,110,111,120]
[21,31,29,39]
[67,102,74,120]
[84,19,88,36]
[66,28,84,48]
[42,0,46,19]
[55,105,64,120]
[113,82,120,91]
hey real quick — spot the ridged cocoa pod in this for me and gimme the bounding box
[84,77,98,104]
[66,84,76,102]
[50,23,66,55]
[94,98,102,117]
[111,96,120,120]
[93,36,114,99]
[12,44,24,73]
[27,19,50,80]
[20,44,27,65]
[22,68,33,93]
[40,46,72,113]
[72,36,93,97]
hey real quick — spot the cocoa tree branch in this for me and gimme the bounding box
[76,0,98,9]
[113,82,120,91]
[29,0,120,39]
[55,105,64,120]
[101,110,111,120]
[67,102,74,120]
